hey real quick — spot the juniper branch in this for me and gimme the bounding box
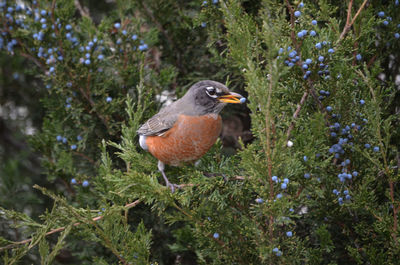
[0,200,141,252]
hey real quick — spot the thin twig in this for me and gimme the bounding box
[72,151,96,164]
[74,0,90,18]
[51,0,65,57]
[339,0,369,41]
[286,91,309,140]
[284,0,298,49]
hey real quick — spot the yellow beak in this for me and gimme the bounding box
[218,92,246,104]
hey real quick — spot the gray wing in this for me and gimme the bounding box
[137,108,179,136]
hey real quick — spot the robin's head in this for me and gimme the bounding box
[183,80,246,114]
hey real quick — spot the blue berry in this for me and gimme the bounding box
[56,135,62,141]
[66,24,72,30]
[360,99,365,105]
[328,48,334,53]
[294,11,301,17]
[212,0,218,3]
[310,30,316,36]
[303,155,308,162]
[383,20,389,26]
[395,33,400,39]
[77,135,82,141]
[70,144,77,150]
[276,193,283,199]
[326,106,333,112]
[272,176,278,182]
[97,54,104,60]
[289,51,297,58]
[318,56,324,62]
[345,194,351,200]
[84,59,91,65]
[332,189,338,195]
[213,232,219,239]
[62,137,67,144]
[71,178,77,185]
[297,31,305,38]
[201,22,207,28]
[315,42,322,49]
[365,143,371,149]
[283,178,289,184]
[304,173,310,179]
[122,30,127,35]
[114,23,121,29]
[311,20,317,25]
[40,10,47,16]
[106,96,112,103]
[82,180,89,187]
[286,231,293,237]
[281,183,287,189]
[131,34,138,40]
[255,198,264,203]
[305,58,312,64]
[139,44,148,51]
[302,64,308,69]
[356,54,362,61]
[373,146,380,152]
[273,247,279,253]
[378,11,385,18]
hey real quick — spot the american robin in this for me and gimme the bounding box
[137,80,246,192]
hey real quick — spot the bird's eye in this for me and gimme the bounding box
[206,86,217,98]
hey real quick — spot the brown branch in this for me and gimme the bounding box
[51,0,65,57]
[77,85,110,130]
[72,151,96,164]
[286,91,309,140]
[74,0,90,18]
[19,52,46,72]
[389,181,398,244]
[284,0,298,49]
[0,200,141,251]
[339,0,369,41]
[345,0,354,26]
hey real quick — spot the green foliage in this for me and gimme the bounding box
[1,0,400,264]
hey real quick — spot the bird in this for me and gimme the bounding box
[137,80,246,192]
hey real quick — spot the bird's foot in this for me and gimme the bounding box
[165,181,180,193]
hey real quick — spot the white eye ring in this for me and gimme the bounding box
[205,86,218,98]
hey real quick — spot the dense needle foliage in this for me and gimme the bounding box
[1,0,399,264]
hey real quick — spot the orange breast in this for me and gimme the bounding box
[146,114,222,166]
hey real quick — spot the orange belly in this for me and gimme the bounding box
[146,114,222,166]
